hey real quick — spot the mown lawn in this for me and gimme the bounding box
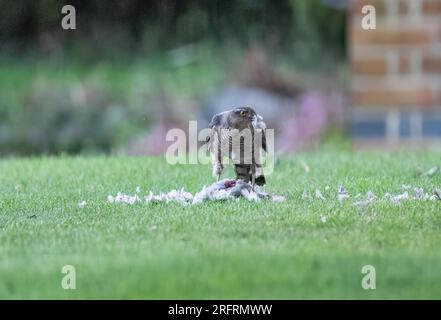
[1,151,441,299]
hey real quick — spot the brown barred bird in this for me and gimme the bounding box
[207,107,267,187]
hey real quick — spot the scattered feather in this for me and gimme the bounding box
[366,191,375,201]
[337,186,349,202]
[420,166,438,177]
[315,189,325,200]
[300,160,310,173]
[78,201,87,208]
[302,190,311,200]
[337,186,349,201]
[354,199,371,208]
[353,191,375,207]
[414,187,424,199]
[272,195,286,202]
[392,191,409,203]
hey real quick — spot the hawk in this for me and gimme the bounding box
[207,107,267,187]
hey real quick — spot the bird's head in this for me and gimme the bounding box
[229,107,257,129]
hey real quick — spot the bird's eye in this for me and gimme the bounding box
[240,110,247,117]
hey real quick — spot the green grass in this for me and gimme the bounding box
[1,151,441,299]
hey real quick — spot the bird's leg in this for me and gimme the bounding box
[212,162,223,182]
[212,144,223,182]
[250,128,256,190]
[213,164,223,182]
[251,165,256,190]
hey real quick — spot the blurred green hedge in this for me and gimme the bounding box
[0,64,148,155]
[0,57,224,156]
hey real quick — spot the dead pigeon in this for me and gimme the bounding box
[192,179,284,204]
[108,179,285,206]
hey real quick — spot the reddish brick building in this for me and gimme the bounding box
[349,0,441,147]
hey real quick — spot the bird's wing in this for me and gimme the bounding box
[253,114,267,152]
[207,112,225,151]
[262,129,267,153]
[207,126,215,152]
[207,111,230,146]
[208,112,223,128]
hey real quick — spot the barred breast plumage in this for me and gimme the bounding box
[207,107,267,186]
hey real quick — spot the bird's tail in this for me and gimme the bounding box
[234,164,266,186]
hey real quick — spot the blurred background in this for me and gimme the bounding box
[0,0,439,157]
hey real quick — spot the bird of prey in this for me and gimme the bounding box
[207,107,267,187]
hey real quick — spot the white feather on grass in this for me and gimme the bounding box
[108,179,285,206]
